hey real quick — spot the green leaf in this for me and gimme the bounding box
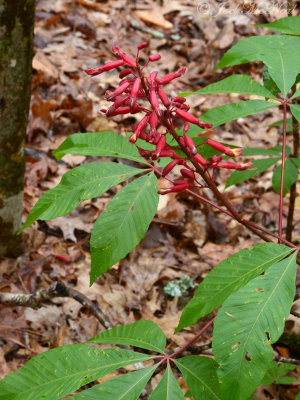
[291,86,300,100]
[270,118,292,129]
[296,394,300,400]
[180,75,277,99]
[255,16,300,36]
[262,65,281,96]
[261,361,296,385]
[20,162,144,231]
[175,356,221,400]
[88,320,166,354]
[176,243,292,332]
[54,131,147,164]
[148,366,186,400]
[90,172,158,283]
[225,158,280,188]
[212,252,297,400]
[215,35,300,95]
[0,346,153,400]
[187,101,278,136]
[290,104,300,124]
[242,147,281,156]
[291,157,300,168]
[70,366,157,400]
[272,159,299,197]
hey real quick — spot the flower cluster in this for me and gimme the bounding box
[85,43,252,194]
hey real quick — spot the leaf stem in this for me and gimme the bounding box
[169,317,216,359]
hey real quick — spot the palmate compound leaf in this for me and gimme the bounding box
[0,345,153,400]
[90,172,158,283]
[176,243,293,332]
[88,320,166,354]
[20,162,145,231]
[54,131,147,164]
[290,104,300,124]
[174,356,221,400]
[215,35,300,96]
[70,366,158,400]
[212,252,297,400]
[148,366,186,400]
[180,75,277,99]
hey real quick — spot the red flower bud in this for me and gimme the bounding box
[180,169,195,180]
[113,94,130,109]
[162,159,180,176]
[158,67,186,85]
[171,96,186,104]
[149,54,161,62]
[129,78,141,109]
[112,46,136,68]
[178,137,186,148]
[206,140,242,157]
[119,69,134,79]
[184,135,197,155]
[138,42,148,50]
[174,179,189,186]
[158,182,190,194]
[183,122,190,134]
[159,149,181,159]
[176,109,212,129]
[194,153,207,167]
[85,60,124,76]
[106,80,131,101]
[158,88,170,108]
[211,155,223,163]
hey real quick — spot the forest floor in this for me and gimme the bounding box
[0,0,300,398]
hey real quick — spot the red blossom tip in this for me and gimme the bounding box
[85,60,124,76]
[149,54,161,62]
[138,42,148,50]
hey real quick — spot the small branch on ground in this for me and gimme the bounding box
[0,281,112,329]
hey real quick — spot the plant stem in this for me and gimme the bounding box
[278,101,288,243]
[287,0,294,16]
[286,83,299,241]
[169,317,216,359]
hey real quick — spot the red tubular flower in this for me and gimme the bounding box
[206,140,242,157]
[158,88,170,108]
[158,67,186,85]
[113,94,130,109]
[138,148,153,158]
[194,153,207,167]
[178,137,186,148]
[112,46,137,68]
[149,54,161,62]
[138,42,148,50]
[176,109,212,129]
[129,115,149,143]
[149,111,159,137]
[85,60,124,76]
[180,169,195,180]
[152,136,166,159]
[150,90,161,117]
[159,149,181,159]
[106,80,131,101]
[158,182,190,194]
[217,162,253,170]
[162,159,180,176]
[184,135,197,156]
[129,78,141,109]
